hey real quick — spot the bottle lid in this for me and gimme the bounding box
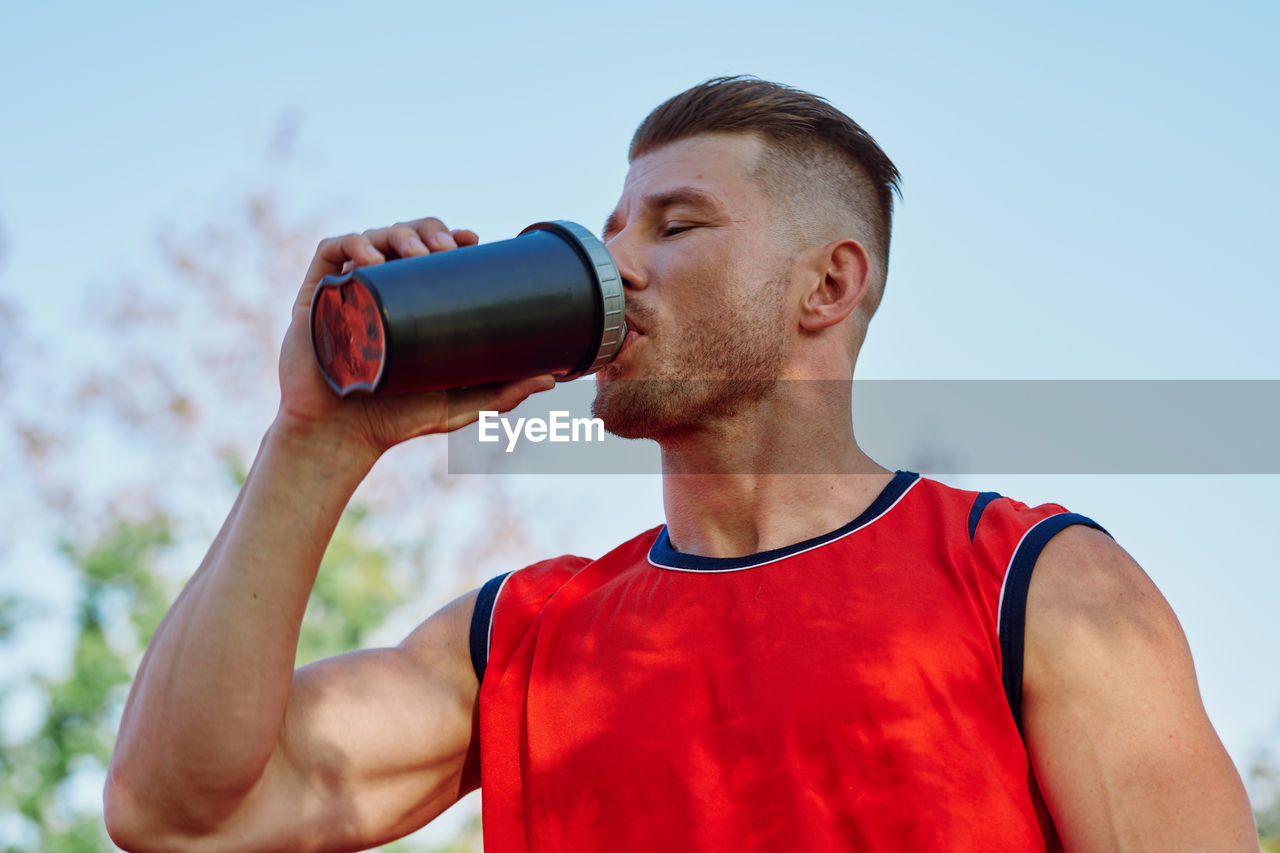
[520,220,627,380]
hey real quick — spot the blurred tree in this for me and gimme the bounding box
[0,126,516,850]
[0,496,463,851]
[1254,737,1280,850]
[0,515,172,851]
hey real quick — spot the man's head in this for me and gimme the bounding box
[629,76,901,354]
[592,77,901,440]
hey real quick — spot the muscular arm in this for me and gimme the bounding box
[104,422,484,852]
[1022,526,1259,850]
[105,219,551,851]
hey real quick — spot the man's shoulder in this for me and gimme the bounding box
[498,523,665,607]
[910,474,1079,537]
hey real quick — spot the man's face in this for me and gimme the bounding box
[592,132,798,440]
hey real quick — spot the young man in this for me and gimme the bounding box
[105,78,1258,851]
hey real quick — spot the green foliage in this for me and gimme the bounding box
[1255,748,1280,845]
[0,595,23,643]
[0,500,441,851]
[0,515,171,851]
[61,516,174,653]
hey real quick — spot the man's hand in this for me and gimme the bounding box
[105,216,542,852]
[276,216,555,460]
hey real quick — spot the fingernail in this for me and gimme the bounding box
[408,234,427,253]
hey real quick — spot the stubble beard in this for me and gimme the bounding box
[591,278,789,441]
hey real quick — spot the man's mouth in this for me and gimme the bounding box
[618,328,641,358]
[604,314,639,367]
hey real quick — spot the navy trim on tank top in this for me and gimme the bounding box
[647,470,920,573]
[997,513,1110,734]
[470,571,512,684]
[967,491,1003,543]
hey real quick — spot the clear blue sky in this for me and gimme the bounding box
[4,0,1278,795]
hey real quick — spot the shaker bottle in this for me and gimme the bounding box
[310,220,626,396]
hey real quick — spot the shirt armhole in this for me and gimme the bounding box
[469,571,512,684]
[995,513,1110,733]
[967,491,1003,543]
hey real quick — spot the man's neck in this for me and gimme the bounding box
[658,382,892,559]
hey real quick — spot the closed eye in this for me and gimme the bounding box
[659,223,695,238]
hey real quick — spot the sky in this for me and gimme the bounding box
[3,0,1278,829]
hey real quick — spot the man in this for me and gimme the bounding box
[105,77,1258,850]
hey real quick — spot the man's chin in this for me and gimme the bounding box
[591,378,777,440]
[591,380,672,440]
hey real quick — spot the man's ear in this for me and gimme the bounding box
[798,239,871,332]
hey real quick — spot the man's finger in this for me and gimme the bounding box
[443,375,557,432]
[303,233,357,284]
[387,224,430,258]
[341,232,385,267]
[402,217,456,251]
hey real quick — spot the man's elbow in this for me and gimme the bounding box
[103,767,210,853]
[104,770,160,852]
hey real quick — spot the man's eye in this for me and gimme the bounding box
[660,224,693,237]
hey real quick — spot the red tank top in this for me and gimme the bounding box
[471,472,1104,850]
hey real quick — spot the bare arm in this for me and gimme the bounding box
[105,219,553,851]
[1023,526,1259,850]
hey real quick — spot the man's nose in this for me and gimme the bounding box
[604,230,646,292]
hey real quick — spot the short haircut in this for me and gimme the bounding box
[630,76,902,350]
